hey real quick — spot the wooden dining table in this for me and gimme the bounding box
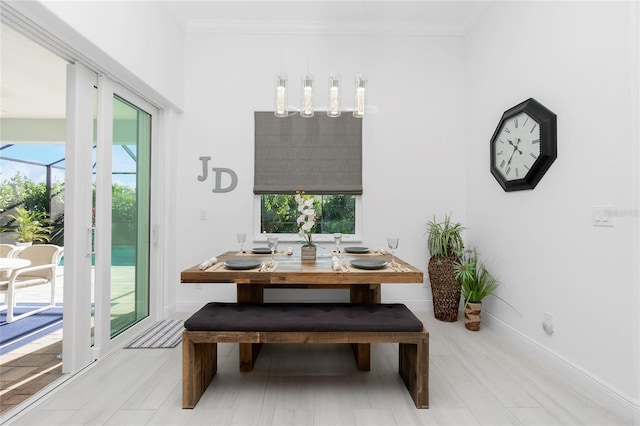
[181,249,424,370]
[181,249,424,300]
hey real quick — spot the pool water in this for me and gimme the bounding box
[60,246,136,266]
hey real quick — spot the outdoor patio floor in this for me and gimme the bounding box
[1,265,137,415]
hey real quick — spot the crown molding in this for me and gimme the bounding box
[186,19,476,37]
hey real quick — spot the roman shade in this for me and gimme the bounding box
[253,112,362,195]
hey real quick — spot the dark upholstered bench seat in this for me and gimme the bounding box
[182,302,429,410]
[184,302,425,332]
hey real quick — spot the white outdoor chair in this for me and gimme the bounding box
[0,244,16,258]
[0,244,63,323]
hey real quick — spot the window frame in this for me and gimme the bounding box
[253,194,363,244]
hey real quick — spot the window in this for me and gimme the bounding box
[254,112,363,242]
[255,194,362,241]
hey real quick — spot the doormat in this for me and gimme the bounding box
[124,319,183,349]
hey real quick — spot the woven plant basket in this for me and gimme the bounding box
[464,302,482,331]
[428,255,461,322]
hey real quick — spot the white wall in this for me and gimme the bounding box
[35,0,185,110]
[465,1,639,419]
[13,0,638,420]
[175,31,467,310]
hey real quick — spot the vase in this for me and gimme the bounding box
[428,254,461,322]
[301,245,317,261]
[464,302,482,331]
[15,241,33,247]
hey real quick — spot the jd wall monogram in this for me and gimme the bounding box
[197,156,238,193]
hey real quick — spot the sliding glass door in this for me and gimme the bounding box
[91,78,157,357]
[65,65,158,370]
[109,95,151,337]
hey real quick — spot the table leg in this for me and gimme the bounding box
[349,284,381,371]
[237,283,264,370]
[237,284,264,303]
[350,284,380,304]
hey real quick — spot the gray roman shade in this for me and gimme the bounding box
[254,112,362,195]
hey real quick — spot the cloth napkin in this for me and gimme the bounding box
[198,257,217,270]
[332,255,341,271]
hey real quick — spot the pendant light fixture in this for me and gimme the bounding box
[275,74,288,117]
[353,74,367,118]
[327,75,341,118]
[301,75,314,118]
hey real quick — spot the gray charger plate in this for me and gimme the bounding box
[251,247,272,254]
[224,259,262,270]
[344,246,370,254]
[349,259,388,270]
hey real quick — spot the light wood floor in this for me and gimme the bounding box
[5,312,626,426]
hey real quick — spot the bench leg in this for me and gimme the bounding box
[398,336,429,408]
[239,342,262,372]
[351,343,371,371]
[183,337,217,409]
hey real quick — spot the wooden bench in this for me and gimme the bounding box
[182,302,429,409]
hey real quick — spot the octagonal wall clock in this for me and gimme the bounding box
[490,98,557,192]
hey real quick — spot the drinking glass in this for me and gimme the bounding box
[387,237,399,265]
[333,233,342,253]
[237,233,246,253]
[267,236,279,261]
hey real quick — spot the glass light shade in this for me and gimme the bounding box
[275,75,288,117]
[327,75,341,118]
[301,75,314,118]
[353,75,367,118]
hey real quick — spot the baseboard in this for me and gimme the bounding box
[162,301,177,319]
[483,311,640,425]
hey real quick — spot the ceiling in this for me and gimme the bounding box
[164,1,492,35]
[0,1,491,121]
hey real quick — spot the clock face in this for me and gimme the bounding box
[489,98,557,192]
[493,112,541,181]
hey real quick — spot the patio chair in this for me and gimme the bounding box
[0,244,16,258]
[0,244,63,323]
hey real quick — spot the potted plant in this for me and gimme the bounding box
[1,207,53,246]
[426,214,465,322]
[295,189,317,260]
[454,249,499,331]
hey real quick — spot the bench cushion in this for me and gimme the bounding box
[184,303,424,332]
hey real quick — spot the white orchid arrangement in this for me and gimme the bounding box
[295,189,317,246]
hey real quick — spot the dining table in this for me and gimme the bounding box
[181,247,424,370]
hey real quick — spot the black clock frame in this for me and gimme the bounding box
[489,98,557,192]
